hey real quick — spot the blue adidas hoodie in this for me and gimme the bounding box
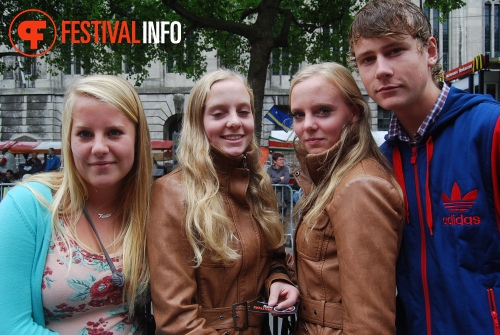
[380,86,500,335]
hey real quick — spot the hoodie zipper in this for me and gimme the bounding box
[411,146,432,335]
[488,288,500,335]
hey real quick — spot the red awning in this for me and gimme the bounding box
[3,141,62,155]
[151,140,173,150]
[0,141,16,150]
[9,141,41,154]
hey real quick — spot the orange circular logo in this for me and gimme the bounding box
[8,9,57,58]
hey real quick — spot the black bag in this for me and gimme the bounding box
[262,314,296,335]
[134,297,155,335]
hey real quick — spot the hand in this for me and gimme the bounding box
[268,281,299,311]
[280,176,284,181]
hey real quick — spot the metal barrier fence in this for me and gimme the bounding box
[0,183,15,202]
[272,184,299,250]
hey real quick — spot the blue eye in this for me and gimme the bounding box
[109,129,123,137]
[291,112,304,120]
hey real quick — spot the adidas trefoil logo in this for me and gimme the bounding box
[442,182,480,226]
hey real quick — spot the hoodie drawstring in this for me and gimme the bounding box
[392,138,434,235]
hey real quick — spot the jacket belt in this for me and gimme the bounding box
[298,295,343,329]
[199,298,264,330]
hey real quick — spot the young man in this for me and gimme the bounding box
[44,147,61,172]
[266,152,291,216]
[349,0,500,334]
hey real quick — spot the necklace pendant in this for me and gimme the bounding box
[98,213,112,219]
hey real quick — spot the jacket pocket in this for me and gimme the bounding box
[488,288,500,335]
[295,211,331,262]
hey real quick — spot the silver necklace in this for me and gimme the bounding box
[87,205,113,219]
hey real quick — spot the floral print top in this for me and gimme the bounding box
[42,229,137,335]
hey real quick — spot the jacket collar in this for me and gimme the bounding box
[295,141,340,186]
[211,145,252,206]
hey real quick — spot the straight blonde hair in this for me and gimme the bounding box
[290,63,402,232]
[26,75,152,314]
[178,69,284,267]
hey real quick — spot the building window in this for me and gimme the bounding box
[74,57,81,75]
[423,5,449,72]
[442,19,449,71]
[64,44,72,74]
[484,2,500,57]
[271,49,299,77]
[3,56,14,79]
[486,3,492,54]
[165,53,175,73]
[377,107,392,131]
[496,4,500,55]
[272,51,280,75]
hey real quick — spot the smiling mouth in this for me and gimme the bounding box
[222,135,244,140]
[91,162,113,166]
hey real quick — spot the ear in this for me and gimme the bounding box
[351,105,361,122]
[426,36,439,67]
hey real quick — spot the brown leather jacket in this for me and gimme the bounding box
[148,148,292,334]
[293,146,405,335]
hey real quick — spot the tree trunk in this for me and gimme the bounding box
[247,41,273,145]
[247,0,281,145]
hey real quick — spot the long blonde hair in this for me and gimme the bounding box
[26,75,152,314]
[178,69,284,267]
[290,63,401,231]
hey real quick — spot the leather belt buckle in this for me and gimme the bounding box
[232,301,249,331]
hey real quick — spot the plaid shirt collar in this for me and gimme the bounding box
[388,83,450,143]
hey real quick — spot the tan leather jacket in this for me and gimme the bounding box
[148,148,292,335]
[293,145,405,335]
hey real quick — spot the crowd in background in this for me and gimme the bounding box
[0,147,61,182]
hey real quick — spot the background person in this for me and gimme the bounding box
[44,147,62,172]
[349,1,500,334]
[148,69,299,334]
[290,62,405,334]
[2,169,18,183]
[32,154,44,173]
[266,152,291,217]
[0,75,152,334]
[0,148,16,178]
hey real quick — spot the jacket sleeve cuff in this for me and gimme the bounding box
[265,271,295,297]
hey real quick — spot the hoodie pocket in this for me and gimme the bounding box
[488,288,500,335]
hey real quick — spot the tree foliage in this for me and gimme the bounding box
[1,0,466,140]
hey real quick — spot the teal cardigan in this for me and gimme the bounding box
[0,182,58,334]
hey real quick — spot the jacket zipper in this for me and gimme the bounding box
[488,288,500,335]
[412,146,432,334]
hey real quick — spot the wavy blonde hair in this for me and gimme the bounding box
[178,69,284,267]
[26,75,152,314]
[290,63,402,232]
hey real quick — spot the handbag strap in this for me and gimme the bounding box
[82,207,125,287]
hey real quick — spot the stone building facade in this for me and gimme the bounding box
[0,1,496,145]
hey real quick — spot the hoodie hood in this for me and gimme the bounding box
[386,86,496,145]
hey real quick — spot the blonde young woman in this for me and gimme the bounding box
[290,63,405,334]
[0,75,152,334]
[148,69,299,334]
